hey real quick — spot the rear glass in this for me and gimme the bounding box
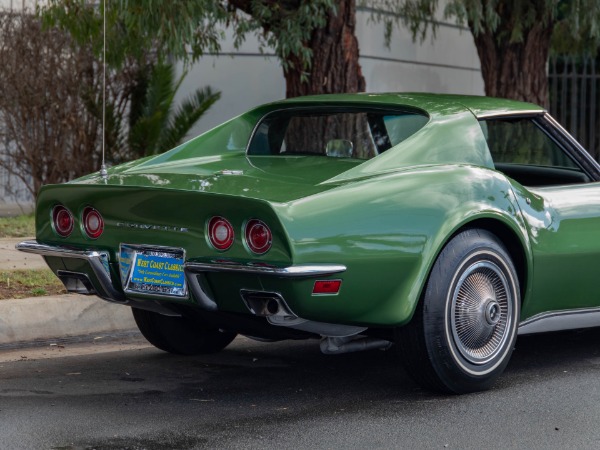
[247,109,428,160]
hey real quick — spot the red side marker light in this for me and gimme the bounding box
[312,280,342,295]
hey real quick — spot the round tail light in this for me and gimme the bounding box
[52,205,74,237]
[82,207,104,239]
[245,219,272,255]
[208,216,234,251]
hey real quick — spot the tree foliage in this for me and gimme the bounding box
[226,0,336,76]
[42,0,336,75]
[127,63,221,157]
[41,0,223,67]
[0,12,134,197]
[41,0,366,95]
[364,0,600,56]
[0,8,221,198]
[364,0,600,107]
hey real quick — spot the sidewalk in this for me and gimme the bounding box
[0,294,137,346]
[0,202,33,217]
[0,237,137,347]
[0,237,47,270]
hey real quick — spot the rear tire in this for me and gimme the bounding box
[132,307,236,355]
[397,228,520,394]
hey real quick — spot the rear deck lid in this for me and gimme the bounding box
[74,105,430,202]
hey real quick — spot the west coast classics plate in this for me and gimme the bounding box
[119,244,187,298]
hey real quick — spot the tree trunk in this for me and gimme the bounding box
[471,19,554,108]
[284,0,365,98]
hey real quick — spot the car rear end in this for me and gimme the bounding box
[18,95,446,340]
[22,182,294,300]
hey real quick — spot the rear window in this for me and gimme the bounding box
[247,109,428,160]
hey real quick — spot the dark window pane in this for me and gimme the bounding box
[248,109,428,160]
[480,118,589,186]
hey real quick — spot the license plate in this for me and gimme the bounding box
[120,244,187,298]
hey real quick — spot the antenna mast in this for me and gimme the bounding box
[100,0,108,179]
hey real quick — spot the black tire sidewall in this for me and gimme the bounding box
[423,229,520,392]
[132,307,236,355]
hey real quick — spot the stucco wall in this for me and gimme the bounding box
[176,6,483,137]
[0,2,483,206]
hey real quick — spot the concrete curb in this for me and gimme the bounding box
[0,294,137,345]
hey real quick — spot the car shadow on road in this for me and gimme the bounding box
[508,327,600,373]
[126,327,600,403]
[5,330,599,449]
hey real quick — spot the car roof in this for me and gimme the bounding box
[268,92,544,119]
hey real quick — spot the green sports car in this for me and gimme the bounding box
[18,93,600,394]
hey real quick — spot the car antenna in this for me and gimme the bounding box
[100,0,108,181]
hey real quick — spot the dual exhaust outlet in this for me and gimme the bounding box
[240,290,296,320]
[240,289,392,355]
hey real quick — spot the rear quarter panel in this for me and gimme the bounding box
[268,165,531,326]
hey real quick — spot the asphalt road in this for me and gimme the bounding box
[2,329,600,450]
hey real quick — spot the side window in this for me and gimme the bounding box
[479,118,590,186]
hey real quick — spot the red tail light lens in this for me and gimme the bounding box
[52,205,74,237]
[82,207,104,239]
[245,219,272,255]
[208,216,234,250]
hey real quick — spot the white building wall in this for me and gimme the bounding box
[177,6,483,137]
[356,10,483,94]
[0,0,39,11]
[0,2,483,206]
[0,0,483,136]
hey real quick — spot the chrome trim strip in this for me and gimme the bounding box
[518,307,600,335]
[184,261,347,278]
[476,110,545,119]
[543,112,600,176]
[18,239,107,261]
[17,240,126,302]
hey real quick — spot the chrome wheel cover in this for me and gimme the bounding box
[450,260,513,365]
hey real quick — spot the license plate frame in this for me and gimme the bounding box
[119,244,188,298]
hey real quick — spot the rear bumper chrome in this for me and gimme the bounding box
[17,240,125,302]
[184,261,346,277]
[17,240,347,315]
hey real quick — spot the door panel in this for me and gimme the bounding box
[479,114,600,320]
[514,183,600,319]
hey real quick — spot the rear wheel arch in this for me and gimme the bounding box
[396,215,529,327]
[451,218,528,302]
[397,226,522,393]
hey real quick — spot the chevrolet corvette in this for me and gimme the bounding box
[18,93,600,394]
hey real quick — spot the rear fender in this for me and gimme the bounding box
[271,165,530,326]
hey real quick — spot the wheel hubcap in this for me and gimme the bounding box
[484,300,501,325]
[451,260,513,365]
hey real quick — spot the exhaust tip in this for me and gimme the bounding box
[240,290,295,319]
[266,299,280,315]
[56,270,96,295]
